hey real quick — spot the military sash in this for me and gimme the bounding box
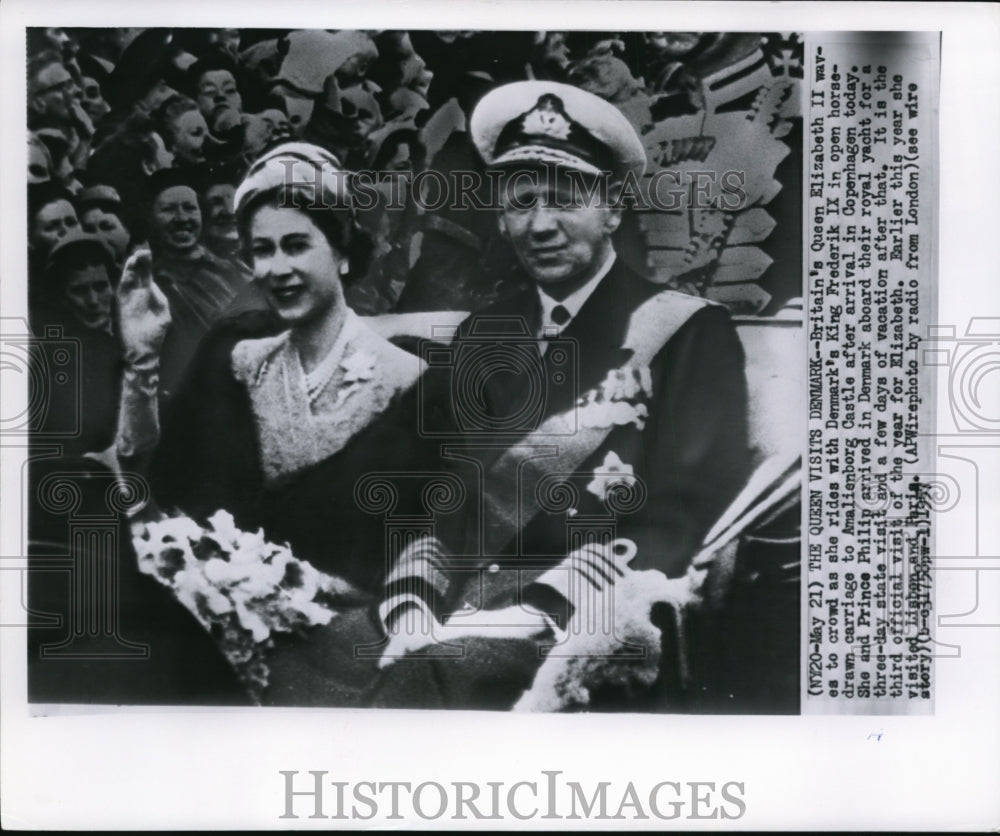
[477,289,711,557]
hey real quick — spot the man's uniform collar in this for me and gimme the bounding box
[536,250,617,338]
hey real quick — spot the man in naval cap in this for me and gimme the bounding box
[370,81,753,711]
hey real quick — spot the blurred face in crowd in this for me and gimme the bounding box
[31,199,79,254]
[571,55,635,103]
[169,109,210,165]
[645,32,702,59]
[339,86,381,146]
[401,54,434,98]
[248,205,347,329]
[259,109,293,142]
[150,185,202,254]
[276,91,314,137]
[544,33,570,69]
[210,29,241,59]
[241,114,272,160]
[113,27,145,54]
[136,80,178,116]
[52,153,83,195]
[498,168,620,292]
[196,69,243,123]
[64,264,113,331]
[336,51,374,88]
[141,131,175,176]
[80,76,110,123]
[436,31,475,44]
[30,61,76,124]
[81,207,130,264]
[28,139,52,183]
[202,183,238,251]
[44,28,74,56]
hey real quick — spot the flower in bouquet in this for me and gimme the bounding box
[132,510,357,702]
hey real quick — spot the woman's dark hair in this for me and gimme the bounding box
[237,185,374,285]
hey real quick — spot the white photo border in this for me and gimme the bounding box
[2,1,998,830]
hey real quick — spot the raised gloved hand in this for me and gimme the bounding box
[117,248,171,369]
[114,249,171,459]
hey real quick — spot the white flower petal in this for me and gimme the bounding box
[235,599,270,643]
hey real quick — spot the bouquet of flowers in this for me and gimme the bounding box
[132,510,358,703]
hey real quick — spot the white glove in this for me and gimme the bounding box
[114,249,171,458]
[530,538,637,617]
[117,248,171,369]
[377,596,446,669]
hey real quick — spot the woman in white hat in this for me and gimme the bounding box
[116,143,445,703]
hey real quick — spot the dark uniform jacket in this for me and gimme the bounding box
[364,257,754,710]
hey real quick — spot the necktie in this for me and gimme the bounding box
[541,304,570,349]
[550,304,570,327]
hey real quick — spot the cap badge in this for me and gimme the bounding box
[521,94,572,140]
